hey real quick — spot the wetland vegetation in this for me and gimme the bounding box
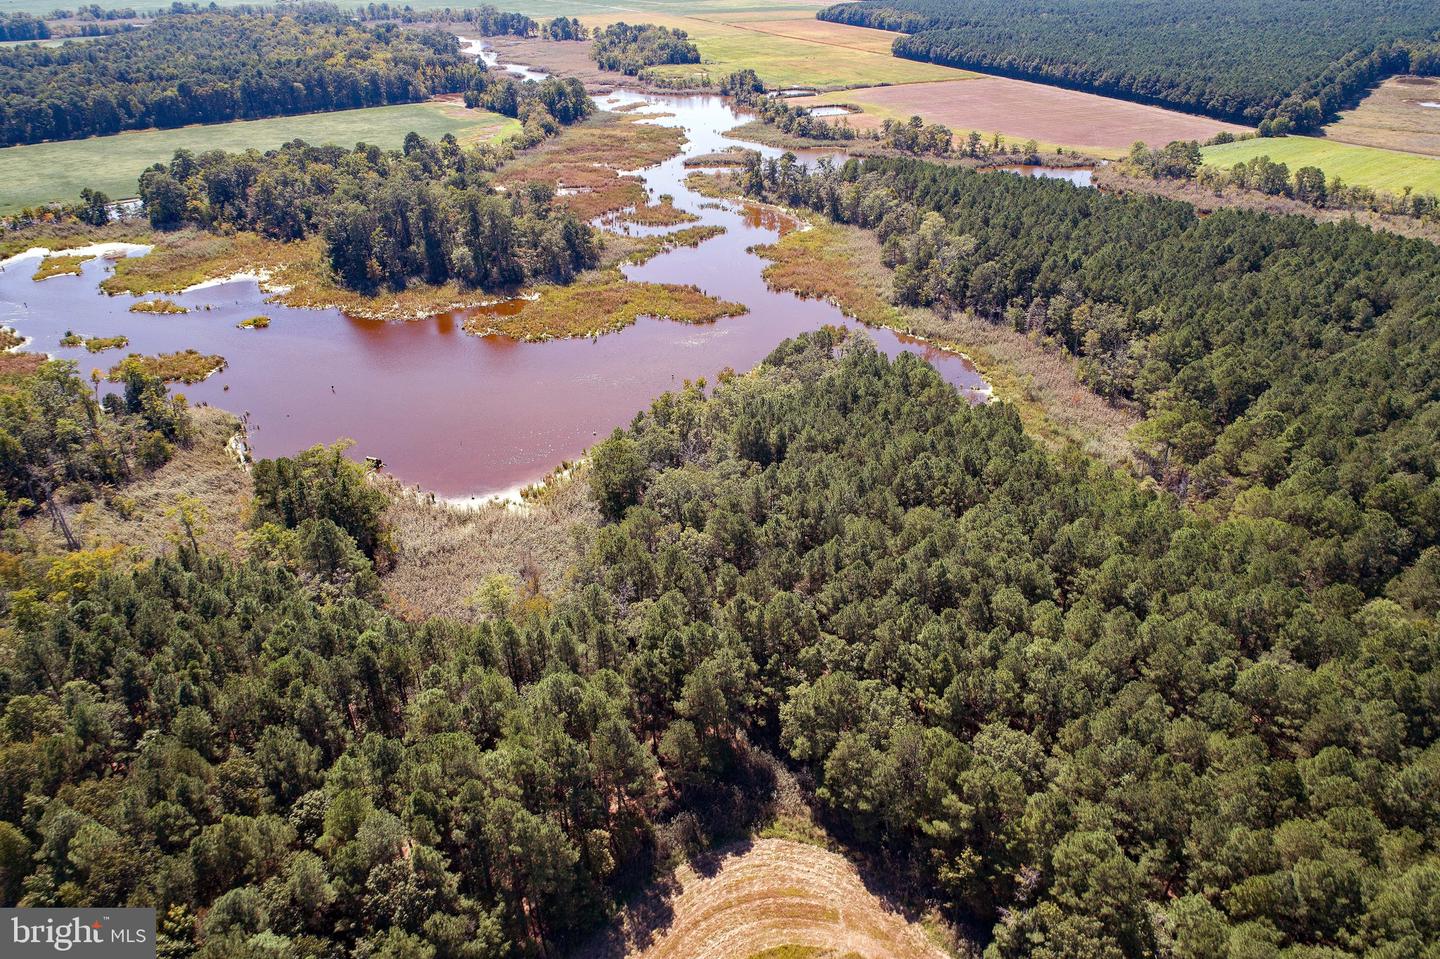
[1,7,1439,959]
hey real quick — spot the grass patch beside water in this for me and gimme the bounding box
[109,350,225,384]
[129,298,188,315]
[622,195,699,226]
[465,269,746,340]
[618,225,727,265]
[59,332,130,352]
[498,111,686,220]
[31,254,94,280]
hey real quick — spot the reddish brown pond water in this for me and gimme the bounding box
[0,90,989,500]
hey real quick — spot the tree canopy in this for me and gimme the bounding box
[818,0,1440,130]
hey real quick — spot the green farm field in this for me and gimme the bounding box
[0,101,519,212]
[1202,135,1440,195]
[626,12,973,89]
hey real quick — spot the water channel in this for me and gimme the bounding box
[0,63,1008,501]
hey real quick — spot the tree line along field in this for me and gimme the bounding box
[578,9,973,90]
[789,78,1249,154]
[0,101,519,212]
[1201,135,1440,197]
[0,11,483,147]
[818,0,1440,129]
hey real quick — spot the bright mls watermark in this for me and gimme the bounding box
[2,909,155,958]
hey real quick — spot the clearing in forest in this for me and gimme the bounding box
[791,78,1250,155]
[577,838,949,959]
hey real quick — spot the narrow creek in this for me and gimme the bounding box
[0,85,991,501]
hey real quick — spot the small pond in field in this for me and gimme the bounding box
[1,87,990,500]
[804,106,855,118]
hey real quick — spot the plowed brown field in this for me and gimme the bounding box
[795,78,1250,153]
[577,839,950,959]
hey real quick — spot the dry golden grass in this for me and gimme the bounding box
[576,839,949,959]
[0,221,150,260]
[623,195,700,226]
[1326,75,1440,157]
[465,269,747,340]
[498,111,687,220]
[0,352,45,385]
[749,202,1138,465]
[101,231,508,321]
[109,349,225,384]
[237,316,271,329]
[31,254,94,280]
[21,407,251,559]
[379,468,598,622]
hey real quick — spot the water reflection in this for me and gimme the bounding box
[1,88,990,497]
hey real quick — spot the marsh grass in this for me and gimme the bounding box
[380,468,598,622]
[60,331,129,352]
[21,406,250,557]
[128,298,189,314]
[109,349,225,383]
[0,327,23,350]
[752,208,1139,465]
[466,269,746,340]
[0,221,149,260]
[237,316,271,329]
[617,225,727,265]
[498,112,686,220]
[32,254,94,280]
[622,194,699,226]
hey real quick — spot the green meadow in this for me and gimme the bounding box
[1202,135,1440,196]
[0,102,519,212]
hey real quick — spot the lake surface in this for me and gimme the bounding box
[0,87,989,500]
[992,164,1095,186]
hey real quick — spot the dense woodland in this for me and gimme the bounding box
[0,8,480,147]
[741,154,1440,601]
[590,22,700,77]
[0,13,51,41]
[140,106,596,293]
[818,0,1440,130]
[0,334,1435,958]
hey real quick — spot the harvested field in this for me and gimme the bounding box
[792,78,1250,154]
[1325,75,1440,157]
[581,11,972,90]
[577,838,947,959]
